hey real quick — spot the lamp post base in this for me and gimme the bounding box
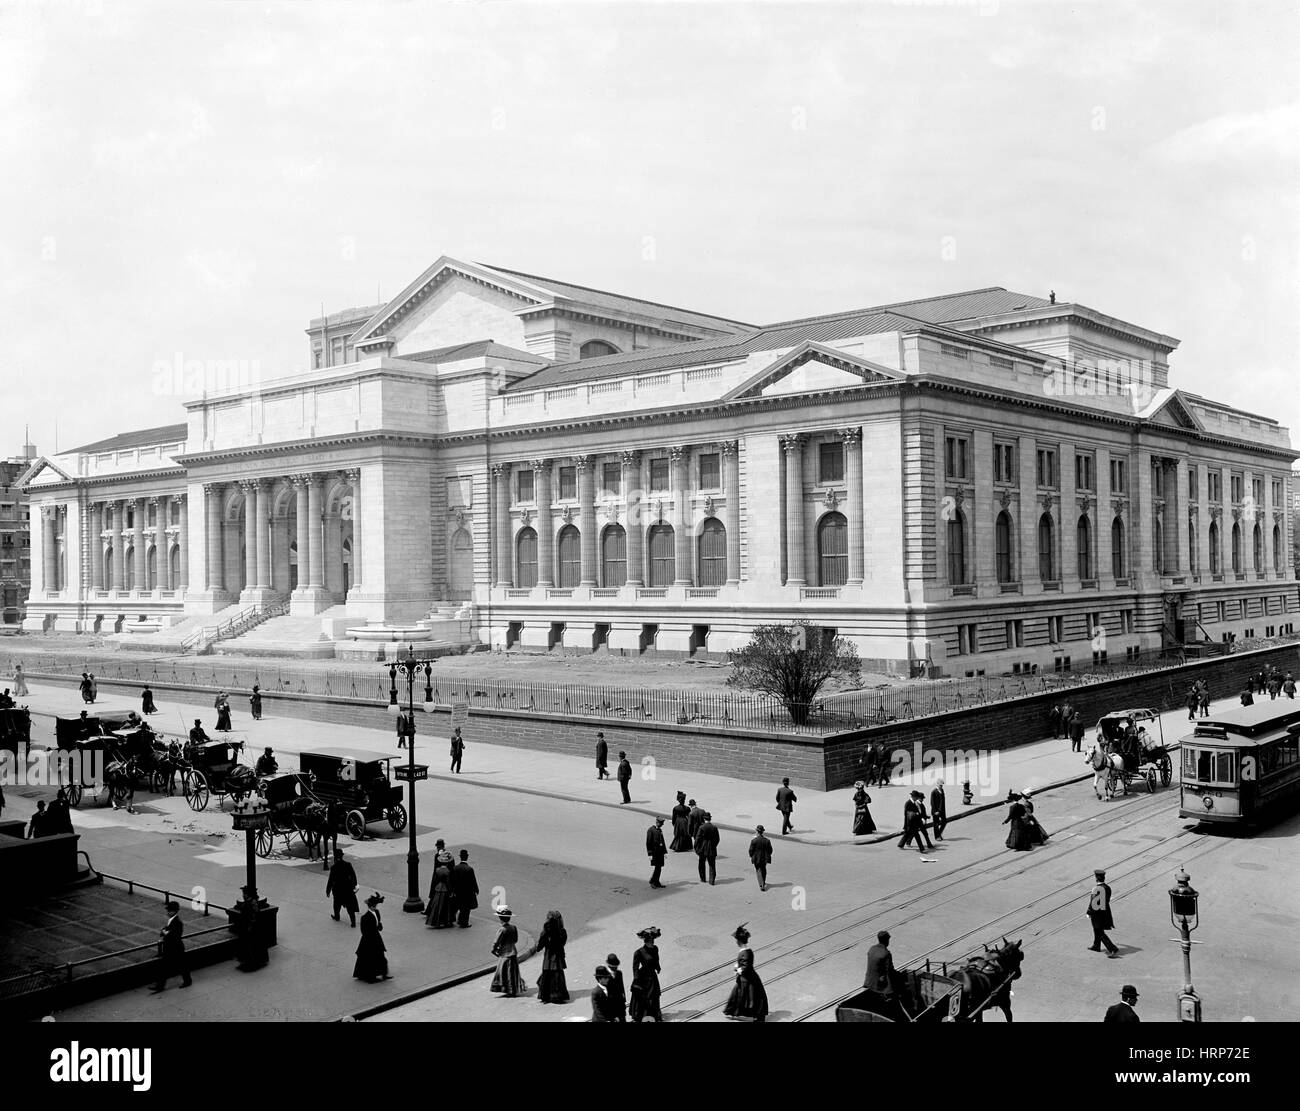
[403,896,425,914]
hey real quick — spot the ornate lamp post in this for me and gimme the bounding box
[1169,866,1202,1022]
[230,793,278,946]
[388,645,430,913]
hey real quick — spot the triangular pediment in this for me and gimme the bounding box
[724,341,902,401]
[1140,389,1203,431]
[20,457,73,487]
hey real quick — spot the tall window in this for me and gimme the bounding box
[1231,474,1243,502]
[1209,521,1220,574]
[601,525,627,587]
[820,442,845,483]
[994,443,1016,484]
[516,528,538,588]
[647,524,675,586]
[1075,454,1094,491]
[818,512,848,586]
[698,518,727,586]
[1188,469,1198,502]
[1253,524,1263,571]
[1208,472,1221,501]
[944,436,968,480]
[1231,522,1242,573]
[1037,514,1055,580]
[698,453,721,490]
[1110,459,1127,494]
[1274,524,1283,569]
[1188,522,1197,575]
[649,458,669,491]
[1077,516,1092,579]
[147,546,157,590]
[1036,448,1058,488]
[558,466,577,501]
[602,463,621,498]
[1153,519,1164,574]
[995,511,1014,583]
[947,511,966,584]
[516,469,535,504]
[556,525,581,588]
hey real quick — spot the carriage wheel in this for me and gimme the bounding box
[109,780,131,805]
[67,781,83,807]
[1145,768,1158,793]
[185,771,210,812]
[387,803,407,832]
[1159,755,1173,788]
[254,826,274,858]
[345,810,366,840]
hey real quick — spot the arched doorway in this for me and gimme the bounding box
[601,524,627,587]
[147,545,157,590]
[817,512,847,586]
[556,525,581,589]
[697,518,726,586]
[647,524,675,587]
[289,540,299,591]
[516,528,538,589]
[342,538,352,595]
[170,545,180,588]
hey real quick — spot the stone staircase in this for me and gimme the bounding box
[214,606,349,659]
[181,600,289,655]
[111,605,247,653]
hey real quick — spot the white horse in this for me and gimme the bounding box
[1084,741,1125,800]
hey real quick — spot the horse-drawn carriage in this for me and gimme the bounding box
[53,712,134,750]
[836,938,1025,1023]
[1087,708,1173,798]
[298,748,406,840]
[0,706,30,763]
[180,738,259,811]
[253,771,332,859]
[51,714,166,807]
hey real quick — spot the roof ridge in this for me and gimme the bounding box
[761,287,1028,329]
[68,422,189,455]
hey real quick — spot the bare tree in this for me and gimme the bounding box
[727,622,861,725]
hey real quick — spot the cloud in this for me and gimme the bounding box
[1149,103,1300,168]
[186,249,258,295]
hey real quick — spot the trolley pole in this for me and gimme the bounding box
[390,646,429,914]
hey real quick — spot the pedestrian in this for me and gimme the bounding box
[914,790,935,849]
[1061,701,1075,739]
[686,798,705,840]
[449,727,464,773]
[353,894,390,982]
[424,855,454,929]
[88,674,98,703]
[851,780,876,835]
[12,663,27,698]
[862,930,905,1022]
[27,799,48,839]
[590,966,618,1022]
[595,731,609,780]
[616,750,632,803]
[1086,869,1119,956]
[151,900,192,992]
[748,824,772,891]
[110,767,136,815]
[897,791,926,854]
[669,790,693,851]
[326,848,359,927]
[1003,792,1033,852]
[1104,984,1140,1022]
[876,747,894,787]
[249,685,262,721]
[1049,702,1063,739]
[930,780,948,841]
[604,953,627,1022]
[451,850,478,927]
[214,691,232,732]
[1021,789,1049,844]
[141,685,157,715]
[1198,686,1211,717]
[1186,685,1198,721]
[695,811,720,884]
[535,910,570,1004]
[79,673,92,704]
[628,927,663,1022]
[489,906,522,997]
[646,816,668,889]
[775,776,797,834]
[1070,713,1086,753]
[233,886,269,971]
[396,707,413,750]
[1269,673,1282,700]
[1286,672,1297,699]
[1241,684,1255,706]
[47,788,73,834]
[723,924,769,1022]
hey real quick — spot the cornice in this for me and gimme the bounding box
[176,429,439,466]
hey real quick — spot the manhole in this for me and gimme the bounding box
[675,934,719,951]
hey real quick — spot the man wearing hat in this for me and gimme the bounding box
[863,930,904,1021]
[255,747,278,777]
[326,848,359,927]
[897,791,927,854]
[590,966,618,1022]
[151,901,192,992]
[748,824,773,891]
[646,817,668,889]
[775,777,797,835]
[616,749,633,804]
[1086,869,1118,956]
[1104,985,1140,1022]
[695,811,720,884]
[188,718,209,749]
[451,849,479,928]
[930,780,947,842]
[595,731,609,780]
[605,953,627,1021]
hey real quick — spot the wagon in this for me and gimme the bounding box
[59,734,136,808]
[253,771,329,858]
[1093,708,1172,794]
[106,724,175,794]
[836,970,963,1023]
[53,712,133,751]
[180,738,259,812]
[297,748,407,840]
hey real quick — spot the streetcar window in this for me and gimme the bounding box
[1279,738,1300,767]
[1183,748,1198,778]
[1190,748,1235,784]
[1214,751,1235,783]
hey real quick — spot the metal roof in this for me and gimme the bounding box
[763,287,1054,328]
[402,340,546,366]
[68,424,189,455]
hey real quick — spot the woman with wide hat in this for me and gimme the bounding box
[490,906,522,997]
[723,924,769,1022]
[1002,791,1033,851]
[352,894,390,982]
[669,790,693,852]
[629,926,663,1022]
[141,684,158,716]
[424,855,455,929]
[851,780,876,836]
[535,909,570,1004]
[1021,788,1049,844]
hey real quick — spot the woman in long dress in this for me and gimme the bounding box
[215,693,232,732]
[852,781,876,836]
[141,685,158,715]
[669,791,693,852]
[490,908,522,997]
[79,673,92,703]
[723,925,769,1022]
[1002,792,1033,851]
[1021,789,1049,844]
[12,665,27,698]
[249,685,262,721]
[424,860,454,929]
[628,927,663,1022]
[535,910,570,1003]
[352,895,389,982]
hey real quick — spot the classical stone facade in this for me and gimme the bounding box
[21,256,1300,671]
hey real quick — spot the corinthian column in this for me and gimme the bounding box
[176,494,189,591]
[782,434,806,586]
[241,481,258,593]
[576,455,596,586]
[292,476,310,593]
[156,500,171,591]
[204,485,223,591]
[842,427,864,584]
[43,507,58,594]
[253,481,270,589]
[622,451,643,587]
[670,446,692,585]
[111,500,125,591]
[131,498,146,593]
[346,468,362,592]
[533,460,554,588]
[90,503,104,591]
[493,463,513,587]
[721,441,740,585]
[307,474,324,589]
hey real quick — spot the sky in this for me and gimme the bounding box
[1,0,1297,457]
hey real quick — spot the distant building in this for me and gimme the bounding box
[1,442,36,625]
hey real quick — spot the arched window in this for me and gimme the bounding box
[647,524,675,587]
[579,340,620,359]
[600,525,627,588]
[556,525,581,589]
[818,512,848,587]
[1037,514,1055,581]
[698,518,727,586]
[995,511,1013,583]
[1153,519,1164,574]
[147,545,157,590]
[1208,521,1220,574]
[170,545,181,588]
[1188,522,1197,575]
[1077,516,1092,580]
[125,546,135,590]
[1274,524,1283,570]
[1111,517,1126,578]
[947,510,966,585]
[1253,523,1263,571]
[516,527,538,589]
[103,546,113,590]
[1232,522,1242,574]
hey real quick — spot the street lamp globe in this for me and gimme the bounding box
[1169,867,1199,931]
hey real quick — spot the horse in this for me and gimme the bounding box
[953,938,1024,1021]
[296,801,332,863]
[1084,741,1124,800]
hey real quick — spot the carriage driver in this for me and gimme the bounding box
[256,748,278,777]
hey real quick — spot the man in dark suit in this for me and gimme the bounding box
[327,848,359,927]
[748,824,773,891]
[152,901,192,991]
[396,708,414,750]
[188,719,208,747]
[451,849,478,927]
[449,728,464,773]
[1070,713,1086,753]
[863,930,905,1020]
[590,966,618,1022]
[646,817,667,888]
[595,732,609,780]
[1103,985,1140,1022]
[930,780,947,841]
[775,777,797,834]
[616,750,632,804]
[897,792,926,854]
[694,812,720,884]
[1086,869,1118,955]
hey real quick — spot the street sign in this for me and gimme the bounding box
[451,702,469,726]
[394,764,428,783]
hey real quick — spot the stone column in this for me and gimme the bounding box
[109,501,124,590]
[346,468,362,591]
[842,427,864,584]
[176,494,189,591]
[670,446,692,585]
[1167,459,1184,574]
[156,499,171,590]
[204,485,223,590]
[90,503,104,591]
[241,482,258,591]
[576,455,596,586]
[293,476,310,592]
[721,441,740,585]
[533,460,554,588]
[43,507,58,594]
[131,498,146,593]
[307,474,324,589]
[781,434,806,586]
[493,463,513,587]
[252,481,270,589]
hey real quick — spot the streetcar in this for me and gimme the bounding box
[1178,701,1300,827]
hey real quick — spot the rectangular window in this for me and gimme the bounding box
[956,623,978,655]
[1075,453,1094,491]
[1110,458,1127,494]
[516,469,535,504]
[1208,472,1222,501]
[1005,619,1023,649]
[313,349,323,369]
[1047,615,1063,642]
[1188,469,1198,502]
[1216,601,1226,623]
[602,462,621,498]
[1231,474,1243,502]
[993,443,1016,484]
[820,442,845,483]
[649,458,669,491]
[698,453,721,490]
[558,466,577,501]
[1153,463,1165,498]
[1036,447,1058,488]
[1272,478,1283,505]
[943,436,968,481]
